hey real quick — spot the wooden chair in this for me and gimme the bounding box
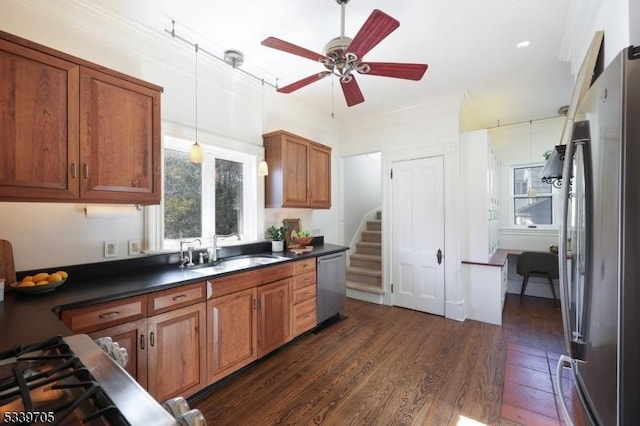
[517,251,559,303]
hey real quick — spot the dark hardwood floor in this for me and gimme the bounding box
[192,294,564,425]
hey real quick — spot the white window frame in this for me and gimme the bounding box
[149,135,259,251]
[508,162,560,230]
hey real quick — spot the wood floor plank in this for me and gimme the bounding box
[192,294,564,425]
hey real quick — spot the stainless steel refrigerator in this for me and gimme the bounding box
[557,46,640,425]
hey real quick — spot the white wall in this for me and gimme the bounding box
[342,153,382,246]
[0,0,339,270]
[489,117,565,252]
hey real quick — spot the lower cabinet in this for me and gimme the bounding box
[257,278,292,357]
[63,258,324,398]
[88,318,148,388]
[206,287,257,383]
[291,259,317,337]
[64,282,207,401]
[146,302,206,402]
[462,258,509,326]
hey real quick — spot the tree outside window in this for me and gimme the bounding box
[512,164,553,226]
[163,147,249,246]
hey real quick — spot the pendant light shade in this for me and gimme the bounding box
[258,160,269,176]
[527,119,536,197]
[190,142,203,163]
[190,44,202,163]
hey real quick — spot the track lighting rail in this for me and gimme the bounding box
[164,20,278,90]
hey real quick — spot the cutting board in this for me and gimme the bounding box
[0,239,17,285]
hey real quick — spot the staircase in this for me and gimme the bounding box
[346,211,384,303]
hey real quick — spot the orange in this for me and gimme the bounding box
[18,281,36,287]
[35,280,50,286]
[33,272,49,282]
[48,273,63,283]
[56,270,68,279]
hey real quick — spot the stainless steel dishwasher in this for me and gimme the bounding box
[316,251,347,323]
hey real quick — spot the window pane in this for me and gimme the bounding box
[164,149,202,239]
[514,196,552,225]
[513,165,549,196]
[215,158,243,235]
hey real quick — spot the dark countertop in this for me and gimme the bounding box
[0,243,347,353]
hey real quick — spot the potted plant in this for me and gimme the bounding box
[266,222,288,252]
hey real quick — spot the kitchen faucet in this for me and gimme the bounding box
[210,233,241,263]
[179,238,202,269]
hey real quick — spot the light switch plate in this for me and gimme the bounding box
[128,239,141,256]
[104,240,118,258]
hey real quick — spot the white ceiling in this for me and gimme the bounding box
[86,0,574,129]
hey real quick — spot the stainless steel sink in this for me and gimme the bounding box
[190,255,289,276]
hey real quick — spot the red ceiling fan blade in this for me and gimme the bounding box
[277,71,331,93]
[360,62,428,80]
[347,9,400,59]
[340,77,365,107]
[261,37,328,62]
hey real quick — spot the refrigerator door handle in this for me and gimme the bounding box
[555,355,575,426]
[559,137,576,356]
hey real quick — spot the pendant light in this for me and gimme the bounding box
[527,119,537,197]
[258,79,269,176]
[258,160,269,176]
[189,43,203,163]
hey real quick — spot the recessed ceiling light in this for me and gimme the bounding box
[517,40,531,49]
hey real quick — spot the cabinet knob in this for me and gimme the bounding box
[83,163,90,179]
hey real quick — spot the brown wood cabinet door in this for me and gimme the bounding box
[0,39,79,201]
[282,136,309,207]
[79,67,160,204]
[257,278,292,357]
[308,143,331,208]
[88,319,148,389]
[206,287,257,383]
[147,302,206,401]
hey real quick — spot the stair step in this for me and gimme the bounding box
[375,211,382,220]
[346,266,382,286]
[366,220,381,232]
[361,230,381,243]
[346,280,384,295]
[350,253,381,269]
[356,242,381,256]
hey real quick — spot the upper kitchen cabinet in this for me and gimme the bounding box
[0,38,80,200]
[460,129,501,263]
[263,130,331,209]
[79,68,160,203]
[0,31,162,204]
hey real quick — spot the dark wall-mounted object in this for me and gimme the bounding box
[540,145,567,188]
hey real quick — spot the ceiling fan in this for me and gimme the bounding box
[261,0,428,107]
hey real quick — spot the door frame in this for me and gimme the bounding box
[382,143,464,321]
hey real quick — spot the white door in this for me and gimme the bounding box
[391,156,445,315]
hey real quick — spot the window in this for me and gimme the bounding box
[511,164,554,227]
[161,137,257,249]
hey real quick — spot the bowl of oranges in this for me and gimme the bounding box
[10,270,68,294]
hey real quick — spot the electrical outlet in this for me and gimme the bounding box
[104,240,118,258]
[128,239,141,256]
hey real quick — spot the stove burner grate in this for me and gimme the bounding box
[0,336,129,425]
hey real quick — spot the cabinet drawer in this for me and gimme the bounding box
[292,270,316,290]
[61,295,147,334]
[148,282,206,316]
[212,263,292,298]
[292,258,316,275]
[292,283,316,304]
[292,298,316,336]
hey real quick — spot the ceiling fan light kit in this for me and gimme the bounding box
[261,0,428,107]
